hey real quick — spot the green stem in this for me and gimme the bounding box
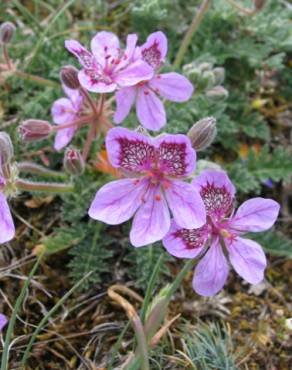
[173,0,212,68]
[21,271,92,367]
[2,44,12,69]
[16,179,74,193]
[108,321,131,370]
[1,255,42,370]
[17,162,67,180]
[140,253,163,323]
[165,259,196,300]
[13,70,58,87]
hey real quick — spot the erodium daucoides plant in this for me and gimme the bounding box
[0,13,281,369]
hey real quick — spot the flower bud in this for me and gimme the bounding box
[19,120,52,142]
[0,22,16,44]
[213,67,225,86]
[64,147,85,176]
[60,65,80,90]
[198,62,213,72]
[188,117,217,151]
[206,86,229,102]
[201,70,216,89]
[254,0,266,11]
[0,132,14,165]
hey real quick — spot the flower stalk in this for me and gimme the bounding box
[16,179,74,193]
[173,0,212,68]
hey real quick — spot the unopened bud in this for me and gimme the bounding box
[198,62,213,72]
[60,65,80,90]
[206,86,229,102]
[188,117,217,151]
[0,22,16,44]
[254,0,266,11]
[64,147,85,176]
[19,120,52,142]
[213,67,225,86]
[0,132,14,164]
[201,70,215,89]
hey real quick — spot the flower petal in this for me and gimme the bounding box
[163,220,208,259]
[230,198,280,233]
[78,69,117,93]
[136,85,166,131]
[106,127,155,173]
[114,87,137,124]
[164,180,206,229]
[114,60,153,87]
[54,127,75,151]
[51,98,76,125]
[91,31,120,67]
[0,313,7,331]
[65,40,95,69]
[130,185,170,247]
[0,193,15,244]
[141,31,167,68]
[62,85,83,107]
[192,170,235,219]
[226,237,267,284]
[156,133,196,176]
[193,238,229,296]
[88,178,147,225]
[115,33,138,70]
[149,72,194,102]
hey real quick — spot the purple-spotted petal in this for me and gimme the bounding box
[0,313,7,331]
[78,69,117,93]
[226,237,266,284]
[130,185,170,247]
[114,59,153,87]
[193,238,229,296]
[114,87,137,124]
[0,193,15,244]
[106,127,155,173]
[115,34,138,70]
[65,40,94,69]
[149,72,194,102]
[141,31,167,69]
[192,170,235,218]
[136,85,166,131]
[230,198,280,233]
[88,178,147,225]
[51,98,76,125]
[91,31,120,67]
[54,127,75,151]
[156,133,196,177]
[165,180,206,229]
[163,220,208,259]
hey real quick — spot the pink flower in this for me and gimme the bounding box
[51,85,84,150]
[0,313,8,331]
[0,174,15,244]
[163,170,280,296]
[88,127,206,247]
[114,31,194,131]
[65,32,153,93]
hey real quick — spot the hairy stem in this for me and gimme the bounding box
[16,179,74,193]
[2,44,12,69]
[17,161,67,180]
[173,0,212,68]
[13,70,59,87]
[53,115,93,131]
